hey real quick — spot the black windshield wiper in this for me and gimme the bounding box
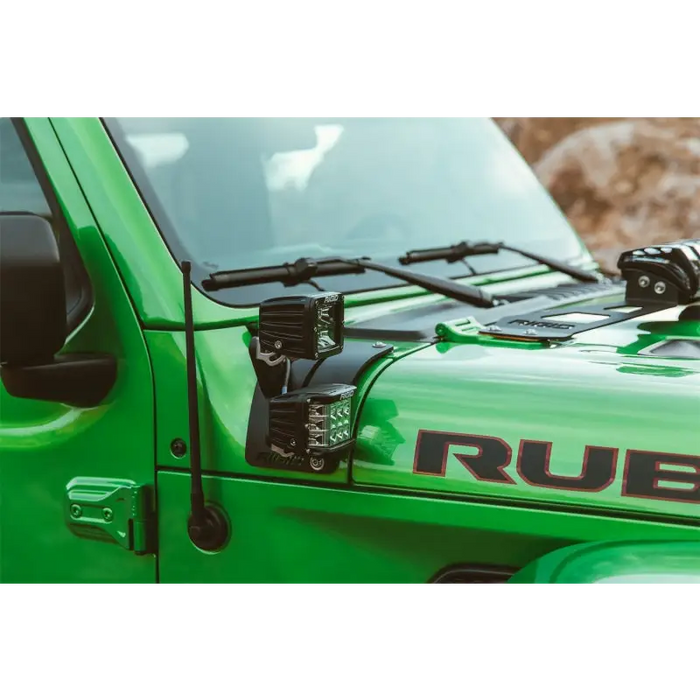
[202,256,501,308]
[399,241,601,284]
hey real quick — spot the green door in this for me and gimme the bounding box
[0,118,157,583]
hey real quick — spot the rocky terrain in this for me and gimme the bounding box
[495,118,700,271]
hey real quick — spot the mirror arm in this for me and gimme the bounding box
[0,354,117,408]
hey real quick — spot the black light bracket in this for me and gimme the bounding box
[249,336,292,399]
[480,240,700,343]
[244,291,383,475]
[480,299,672,343]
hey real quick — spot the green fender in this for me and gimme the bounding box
[509,541,700,583]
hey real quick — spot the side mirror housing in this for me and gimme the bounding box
[0,214,67,365]
[0,214,116,407]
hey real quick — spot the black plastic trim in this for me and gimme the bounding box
[431,565,518,584]
[0,353,117,408]
[10,118,93,334]
[680,305,700,321]
[301,340,394,388]
[344,282,626,343]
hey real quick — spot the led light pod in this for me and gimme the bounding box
[268,384,356,458]
[258,292,345,361]
[619,239,700,305]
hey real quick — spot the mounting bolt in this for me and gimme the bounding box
[290,439,297,447]
[274,340,283,350]
[103,508,114,522]
[310,458,325,472]
[639,276,651,289]
[525,329,539,336]
[70,504,83,519]
[654,281,667,295]
[372,342,387,349]
[170,439,187,458]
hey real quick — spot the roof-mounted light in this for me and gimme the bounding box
[619,240,700,305]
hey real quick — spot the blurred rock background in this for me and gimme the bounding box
[494,118,700,272]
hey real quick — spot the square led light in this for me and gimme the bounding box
[259,292,345,360]
[269,384,356,457]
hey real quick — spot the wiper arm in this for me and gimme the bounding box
[202,256,500,308]
[203,258,360,291]
[399,241,601,284]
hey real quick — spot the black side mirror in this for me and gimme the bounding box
[0,214,67,365]
[0,214,116,407]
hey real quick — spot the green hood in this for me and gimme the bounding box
[147,279,700,526]
[352,300,700,522]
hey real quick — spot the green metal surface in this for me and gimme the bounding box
[435,316,484,343]
[353,302,700,522]
[510,541,700,583]
[66,478,154,555]
[157,472,700,583]
[0,119,156,583]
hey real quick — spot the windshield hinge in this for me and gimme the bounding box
[65,478,155,556]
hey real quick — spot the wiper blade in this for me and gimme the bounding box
[202,256,500,308]
[399,241,601,284]
[203,258,361,290]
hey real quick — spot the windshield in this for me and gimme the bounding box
[105,118,589,306]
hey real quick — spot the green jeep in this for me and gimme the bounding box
[1,117,699,584]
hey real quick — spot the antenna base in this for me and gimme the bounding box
[188,506,229,552]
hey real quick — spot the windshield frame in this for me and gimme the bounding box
[102,117,593,309]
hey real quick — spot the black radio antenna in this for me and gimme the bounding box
[182,261,228,552]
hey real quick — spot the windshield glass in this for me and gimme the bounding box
[105,118,589,306]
